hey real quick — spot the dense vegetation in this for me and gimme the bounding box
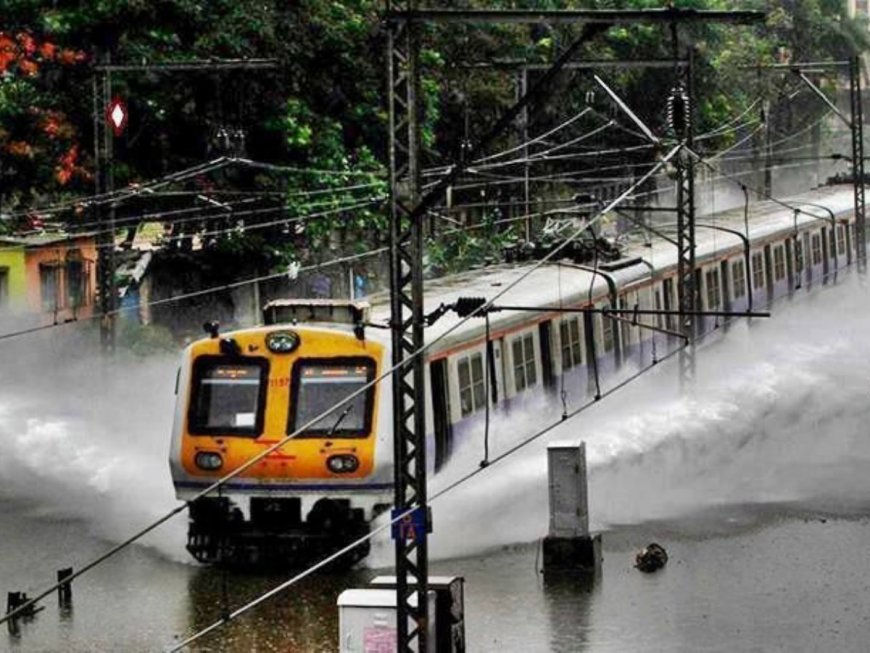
[1,1,867,276]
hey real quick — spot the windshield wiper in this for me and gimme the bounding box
[328,406,352,436]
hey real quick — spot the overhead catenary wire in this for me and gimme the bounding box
[1,157,386,220]
[0,196,386,257]
[0,145,680,629]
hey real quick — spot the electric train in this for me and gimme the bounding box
[169,184,859,567]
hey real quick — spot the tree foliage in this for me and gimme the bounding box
[1,0,868,267]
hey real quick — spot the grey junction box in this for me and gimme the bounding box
[337,588,436,653]
[543,441,601,571]
[369,576,465,652]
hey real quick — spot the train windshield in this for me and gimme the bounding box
[290,359,375,438]
[188,356,268,436]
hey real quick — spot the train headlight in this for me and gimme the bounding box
[195,452,224,471]
[266,330,300,354]
[326,454,359,474]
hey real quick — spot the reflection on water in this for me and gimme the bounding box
[183,566,374,651]
[543,572,598,653]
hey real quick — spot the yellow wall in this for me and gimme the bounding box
[0,247,27,311]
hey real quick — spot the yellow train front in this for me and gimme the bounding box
[168,300,393,568]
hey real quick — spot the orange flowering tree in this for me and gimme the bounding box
[0,29,90,220]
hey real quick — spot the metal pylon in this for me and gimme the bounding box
[675,48,697,387]
[386,1,429,650]
[850,55,866,269]
[93,61,116,354]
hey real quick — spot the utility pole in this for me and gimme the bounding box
[517,67,532,241]
[672,40,698,386]
[93,53,116,354]
[849,55,866,267]
[386,2,429,651]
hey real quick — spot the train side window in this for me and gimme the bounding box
[811,233,822,265]
[705,268,721,309]
[512,333,537,392]
[731,259,746,299]
[289,358,375,438]
[560,317,583,369]
[188,356,269,436]
[837,225,846,255]
[457,352,486,418]
[773,246,786,281]
[751,252,765,290]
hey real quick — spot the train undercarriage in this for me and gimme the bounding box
[186,496,371,569]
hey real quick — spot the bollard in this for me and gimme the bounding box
[542,441,602,572]
[57,568,73,605]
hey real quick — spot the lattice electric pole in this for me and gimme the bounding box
[671,40,697,385]
[850,55,866,268]
[93,56,117,354]
[386,1,430,650]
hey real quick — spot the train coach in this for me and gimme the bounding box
[168,184,858,567]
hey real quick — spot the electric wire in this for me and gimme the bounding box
[0,146,680,629]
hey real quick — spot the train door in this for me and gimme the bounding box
[763,244,774,303]
[719,260,731,313]
[583,310,598,395]
[785,238,794,293]
[803,233,813,284]
[430,358,453,471]
[662,277,675,335]
[538,320,556,391]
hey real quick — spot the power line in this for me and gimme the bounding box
[0,147,678,628]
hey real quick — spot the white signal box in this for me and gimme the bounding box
[337,588,436,653]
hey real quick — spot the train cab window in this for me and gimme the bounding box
[189,356,269,436]
[773,246,786,281]
[731,259,746,299]
[811,233,822,266]
[512,333,537,392]
[704,268,721,309]
[751,252,765,290]
[289,359,375,438]
[837,225,846,255]
[560,317,583,369]
[457,353,486,417]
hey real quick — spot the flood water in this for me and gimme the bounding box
[2,270,870,651]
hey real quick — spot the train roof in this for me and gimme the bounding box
[362,184,856,355]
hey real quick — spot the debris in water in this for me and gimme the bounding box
[634,543,668,573]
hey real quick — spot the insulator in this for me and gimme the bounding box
[454,296,488,317]
[667,86,690,136]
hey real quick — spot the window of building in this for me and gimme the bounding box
[0,267,8,309]
[560,317,583,370]
[773,246,786,281]
[705,268,721,309]
[811,233,822,266]
[512,333,537,392]
[837,225,846,255]
[751,252,765,290]
[457,352,486,417]
[66,259,85,309]
[732,259,746,299]
[40,264,60,312]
